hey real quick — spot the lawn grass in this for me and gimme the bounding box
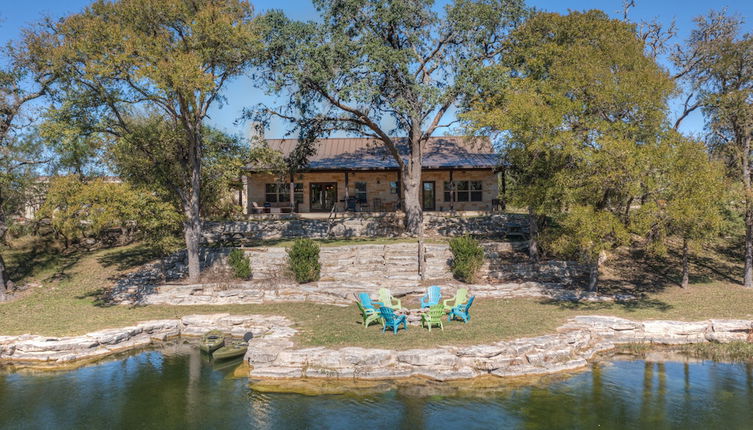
[3,238,753,350]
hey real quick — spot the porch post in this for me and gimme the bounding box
[344,170,350,200]
[289,173,295,213]
[242,174,249,215]
[449,169,455,212]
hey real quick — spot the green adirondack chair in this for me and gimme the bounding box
[356,301,383,329]
[443,288,469,312]
[377,288,402,311]
[420,304,445,332]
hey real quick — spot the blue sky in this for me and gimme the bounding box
[2,0,752,139]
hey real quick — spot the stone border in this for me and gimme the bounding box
[0,313,293,366]
[245,315,753,381]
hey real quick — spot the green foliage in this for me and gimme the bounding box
[631,133,727,256]
[287,238,320,283]
[36,176,182,251]
[449,235,485,283]
[109,115,248,219]
[227,248,252,280]
[465,10,674,288]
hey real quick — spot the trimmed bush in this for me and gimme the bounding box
[287,238,321,283]
[228,248,252,280]
[449,235,485,283]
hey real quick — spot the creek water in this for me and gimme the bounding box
[1,343,753,429]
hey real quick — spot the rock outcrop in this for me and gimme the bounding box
[245,315,753,381]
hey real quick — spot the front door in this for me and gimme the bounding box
[310,182,338,212]
[422,181,436,211]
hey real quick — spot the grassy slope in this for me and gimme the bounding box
[2,237,753,350]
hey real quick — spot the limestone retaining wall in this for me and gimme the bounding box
[245,315,753,381]
[0,313,293,365]
[202,213,528,243]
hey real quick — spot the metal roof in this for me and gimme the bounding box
[248,136,498,171]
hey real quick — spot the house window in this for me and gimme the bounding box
[355,182,367,203]
[444,181,483,202]
[265,183,303,203]
[389,180,400,194]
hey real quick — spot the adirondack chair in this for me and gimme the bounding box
[448,296,475,323]
[356,301,383,329]
[377,288,402,311]
[443,288,469,312]
[420,304,445,332]
[420,285,442,308]
[379,307,408,335]
[358,292,383,310]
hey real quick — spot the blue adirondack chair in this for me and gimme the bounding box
[448,295,475,323]
[379,307,408,335]
[420,285,442,308]
[358,292,383,310]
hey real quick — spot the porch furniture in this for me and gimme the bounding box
[443,288,469,312]
[250,201,265,214]
[377,288,402,311]
[356,301,383,329]
[420,304,445,332]
[357,199,369,212]
[420,285,442,308]
[358,292,382,310]
[346,196,357,212]
[491,199,501,212]
[383,202,396,212]
[379,307,408,335]
[372,198,383,212]
[448,295,475,323]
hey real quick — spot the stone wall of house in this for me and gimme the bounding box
[202,213,528,244]
[246,170,499,213]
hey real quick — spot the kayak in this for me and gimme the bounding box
[199,330,225,353]
[212,340,248,360]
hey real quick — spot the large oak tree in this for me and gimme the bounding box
[250,0,526,235]
[33,0,261,281]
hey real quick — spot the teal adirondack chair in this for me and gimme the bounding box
[420,304,445,332]
[358,292,383,310]
[443,288,469,312]
[356,301,383,329]
[377,288,402,311]
[420,285,442,308]
[379,307,407,335]
[448,296,475,323]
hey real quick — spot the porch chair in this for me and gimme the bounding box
[357,292,383,310]
[448,296,475,323]
[379,307,408,335]
[372,198,383,212]
[420,285,442,308]
[377,288,402,311]
[443,288,469,312]
[356,301,383,329]
[420,304,445,332]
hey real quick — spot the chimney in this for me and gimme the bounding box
[247,121,265,146]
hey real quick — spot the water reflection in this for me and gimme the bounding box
[2,346,753,429]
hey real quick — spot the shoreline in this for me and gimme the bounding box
[2,313,752,381]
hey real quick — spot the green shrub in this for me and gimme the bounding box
[227,248,252,280]
[449,235,485,283]
[287,238,321,283]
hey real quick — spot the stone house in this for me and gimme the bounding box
[243,136,502,214]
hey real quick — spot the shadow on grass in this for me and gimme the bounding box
[538,295,673,313]
[97,244,162,271]
[75,288,115,307]
[7,237,84,283]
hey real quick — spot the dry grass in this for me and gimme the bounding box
[2,237,753,350]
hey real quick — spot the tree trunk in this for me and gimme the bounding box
[528,207,539,262]
[744,136,753,288]
[681,237,689,289]
[401,151,423,236]
[184,129,203,283]
[588,261,599,293]
[0,253,8,301]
